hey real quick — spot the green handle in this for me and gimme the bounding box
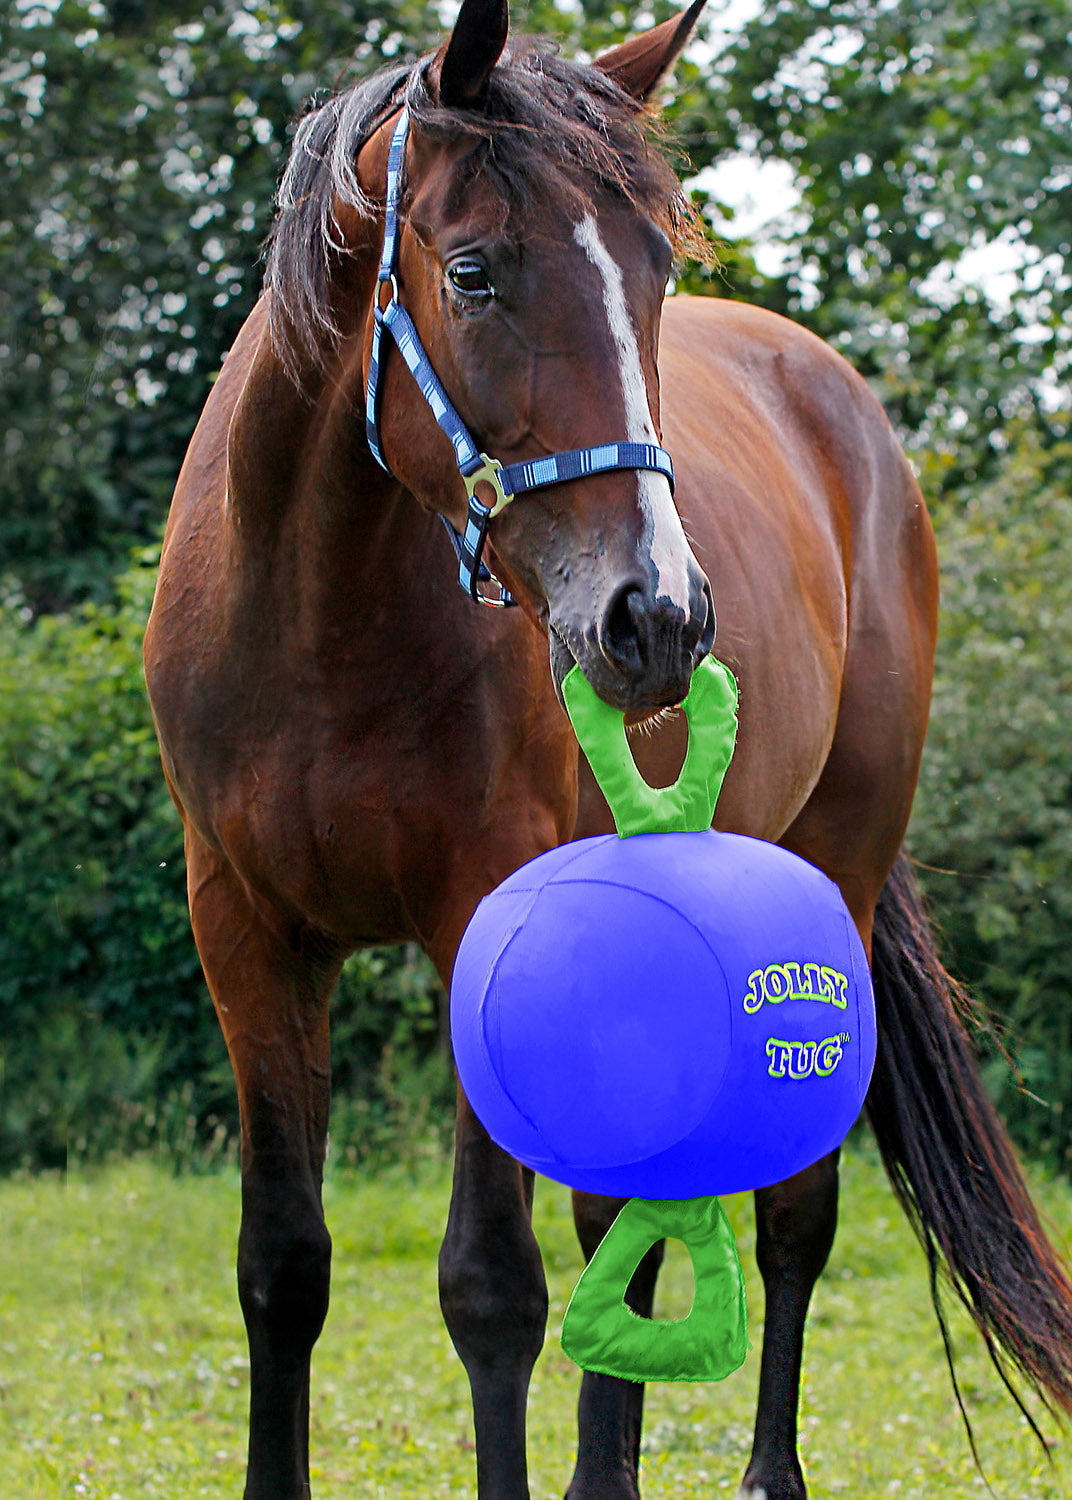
[561,1196,749,1383]
[562,654,739,837]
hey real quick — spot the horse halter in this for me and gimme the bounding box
[365,106,676,608]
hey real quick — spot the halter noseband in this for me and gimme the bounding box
[365,106,676,609]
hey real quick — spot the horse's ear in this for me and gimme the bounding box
[437,0,509,109]
[594,0,706,103]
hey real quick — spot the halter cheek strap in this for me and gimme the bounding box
[365,107,676,609]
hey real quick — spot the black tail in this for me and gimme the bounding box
[867,852,1072,1451]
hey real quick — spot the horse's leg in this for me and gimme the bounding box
[186,830,339,1500]
[738,1152,840,1500]
[566,1193,665,1500]
[438,1091,548,1499]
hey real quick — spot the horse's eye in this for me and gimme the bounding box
[446,260,493,300]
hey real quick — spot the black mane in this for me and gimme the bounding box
[264,39,699,377]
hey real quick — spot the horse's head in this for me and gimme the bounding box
[273,0,715,715]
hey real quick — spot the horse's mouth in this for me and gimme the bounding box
[624,703,682,735]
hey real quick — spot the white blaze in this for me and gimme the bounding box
[572,213,692,604]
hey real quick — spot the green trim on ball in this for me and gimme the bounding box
[562,654,739,837]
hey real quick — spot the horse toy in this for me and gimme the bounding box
[451,654,877,1383]
[144,0,1072,1493]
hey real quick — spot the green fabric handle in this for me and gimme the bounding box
[559,654,748,1383]
[561,1197,749,1383]
[562,654,738,837]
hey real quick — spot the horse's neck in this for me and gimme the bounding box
[215,299,558,805]
[224,305,443,636]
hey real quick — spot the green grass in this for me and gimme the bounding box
[1,1143,1071,1498]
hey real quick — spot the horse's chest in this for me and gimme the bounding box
[188,664,558,947]
[201,724,448,943]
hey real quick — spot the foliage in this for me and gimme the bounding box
[329,947,454,1171]
[0,552,447,1170]
[0,0,445,609]
[2,1148,1071,1496]
[909,427,1072,1166]
[681,0,1072,483]
[4,0,1068,599]
[0,551,197,1165]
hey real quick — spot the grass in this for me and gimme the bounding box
[1,1142,1071,1498]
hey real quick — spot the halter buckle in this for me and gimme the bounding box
[464,455,511,519]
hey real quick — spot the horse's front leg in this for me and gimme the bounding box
[566,1193,665,1500]
[186,830,339,1500]
[739,1151,840,1500]
[439,1090,548,1499]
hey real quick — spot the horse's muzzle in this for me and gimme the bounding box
[551,567,717,714]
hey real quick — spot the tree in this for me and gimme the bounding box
[5,0,1071,1169]
[678,0,1071,484]
[909,425,1072,1166]
[0,0,444,608]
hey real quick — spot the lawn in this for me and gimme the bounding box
[2,1142,1070,1499]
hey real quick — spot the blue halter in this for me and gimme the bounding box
[365,107,676,609]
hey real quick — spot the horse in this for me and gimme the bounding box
[143,2,1072,1496]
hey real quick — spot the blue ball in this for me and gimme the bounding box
[450,831,876,1198]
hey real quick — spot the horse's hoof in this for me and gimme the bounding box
[565,1477,641,1500]
[736,1467,807,1500]
[566,1491,640,1500]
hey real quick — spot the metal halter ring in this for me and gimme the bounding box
[464,455,512,519]
[377,273,399,315]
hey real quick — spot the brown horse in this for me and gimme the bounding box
[143,2,1072,1496]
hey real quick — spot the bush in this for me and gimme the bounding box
[0,552,448,1171]
[910,426,1072,1168]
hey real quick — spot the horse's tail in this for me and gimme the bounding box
[866,851,1072,1448]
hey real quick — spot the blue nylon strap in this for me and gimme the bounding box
[366,309,389,470]
[365,109,410,472]
[380,110,406,281]
[436,500,509,605]
[379,302,677,522]
[499,441,674,499]
[364,105,677,610]
[457,496,498,603]
[383,302,484,473]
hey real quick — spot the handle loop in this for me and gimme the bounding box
[562,654,739,838]
[561,1196,748,1383]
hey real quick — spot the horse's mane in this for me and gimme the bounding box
[264,40,701,379]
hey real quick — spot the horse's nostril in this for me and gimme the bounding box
[694,580,717,663]
[599,579,712,691]
[601,584,647,674]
